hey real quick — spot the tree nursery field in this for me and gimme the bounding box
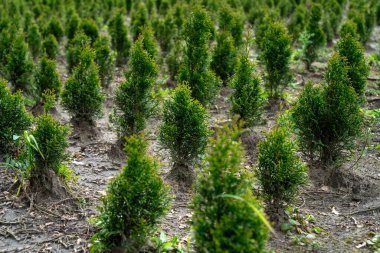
[0,0,380,252]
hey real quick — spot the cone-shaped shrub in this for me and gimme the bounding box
[303,3,326,70]
[66,33,91,73]
[159,84,208,183]
[336,33,369,97]
[66,10,80,40]
[192,126,269,252]
[140,26,159,61]
[90,135,171,252]
[257,126,308,211]
[27,23,42,59]
[131,2,149,40]
[62,47,104,122]
[177,6,221,106]
[94,36,115,88]
[340,20,359,39]
[0,80,32,155]
[166,39,185,81]
[35,55,61,101]
[260,21,292,98]
[44,16,64,43]
[230,55,264,127]
[111,37,158,138]
[288,5,308,42]
[30,112,70,191]
[6,34,34,92]
[109,11,131,66]
[292,54,363,166]
[211,31,237,85]
[79,18,99,44]
[218,5,244,47]
[43,34,59,60]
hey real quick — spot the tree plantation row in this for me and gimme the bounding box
[0,0,379,252]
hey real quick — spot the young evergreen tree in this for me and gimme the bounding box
[230,55,264,127]
[287,5,308,43]
[211,31,237,85]
[79,18,99,44]
[131,2,149,40]
[66,9,80,40]
[140,25,159,61]
[66,33,91,73]
[159,84,208,183]
[35,55,61,101]
[177,6,221,106]
[257,127,308,212]
[90,135,171,252]
[6,34,34,92]
[260,21,292,98]
[166,38,185,81]
[218,5,244,47]
[94,36,115,88]
[108,11,131,66]
[340,19,359,39]
[111,37,158,138]
[61,47,104,122]
[192,126,269,252]
[0,80,32,155]
[44,16,64,43]
[303,3,326,71]
[43,34,59,60]
[27,23,42,60]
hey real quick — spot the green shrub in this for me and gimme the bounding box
[292,54,364,166]
[27,23,42,59]
[287,5,308,42]
[218,5,244,47]
[192,126,269,253]
[6,34,34,92]
[177,6,221,105]
[230,55,264,127]
[211,31,237,85]
[43,34,59,60]
[79,18,99,44]
[159,84,208,182]
[111,37,158,138]
[259,21,292,98]
[30,113,70,191]
[35,55,61,101]
[109,11,131,66]
[131,2,149,40]
[90,135,171,252]
[140,25,159,61]
[62,47,104,122]
[339,20,359,39]
[66,33,91,73]
[0,80,33,155]
[94,36,115,88]
[44,16,64,43]
[66,10,80,40]
[165,39,184,81]
[257,127,308,211]
[336,33,369,97]
[303,3,326,70]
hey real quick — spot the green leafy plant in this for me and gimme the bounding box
[90,135,171,253]
[43,34,59,60]
[108,10,131,66]
[159,84,208,183]
[257,126,308,213]
[66,32,91,73]
[166,39,184,81]
[192,125,269,252]
[140,25,159,61]
[131,2,149,40]
[230,55,264,127]
[62,46,104,122]
[44,16,64,43]
[66,10,80,40]
[0,80,33,155]
[259,21,292,98]
[218,5,244,47]
[94,35,115,88]
[34,55,61,101]
[111,37,158,138]
[150,231,186,253]
[79,18,99,44]
[27,23,42,59]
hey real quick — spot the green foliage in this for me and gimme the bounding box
[303,3,326,70]
[131,2,149,40]
[66,10,80,40]
[211,31,237,84]
[339,20,359,39]
[151,231,186,253]
[159,84,208,178]
[192,126,269,253]
[108,11,131,66]
[44,16,64,42]
[257,126,308,209]
[6,34,34,92]
[218,5,244,47]
[80,18,99,44]
[336,33,369,97]
[166,39,184,81]
[292,54,364,165]
[111,38,158,138]
[27,23,42,59]
[0,80,32,155]
[140,26,159,61]
[259,21,292,98]
[177,6,221,106]
[287,5,308,42]
[43,34,59,59]
[230,55,264,127]
[62,47,104,122]
[66,33,91,73]
[35,55,61,101]
[94,36,115,88]
[90,135,171,252]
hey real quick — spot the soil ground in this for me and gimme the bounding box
[0,27,379,253]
